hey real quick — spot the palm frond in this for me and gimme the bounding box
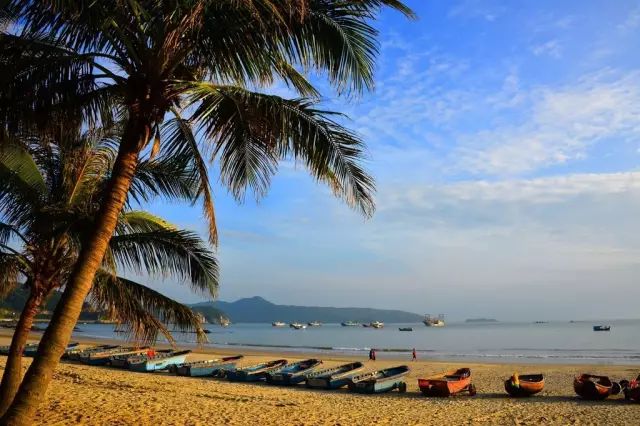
[188,83,375,216]
[108,228,218,298]
[0,252,27,298]
[91,270,208,345]
[160,116,218,245]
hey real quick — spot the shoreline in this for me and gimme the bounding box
[2,332,640,424]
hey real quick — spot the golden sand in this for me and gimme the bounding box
[1,334,639,425]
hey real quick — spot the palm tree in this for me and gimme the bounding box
[0,126,218,414]
[0,1,414,422]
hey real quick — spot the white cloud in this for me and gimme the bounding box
[531,39,562,58]
[455,72,640,175]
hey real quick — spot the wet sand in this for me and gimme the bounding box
[1,333,639,425]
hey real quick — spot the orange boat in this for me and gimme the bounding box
[573,374,620,400]
[504,373,544,397]
[418,368,476,397]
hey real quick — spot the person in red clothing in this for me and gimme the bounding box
[371,348,376,361]
[412,348,417,361]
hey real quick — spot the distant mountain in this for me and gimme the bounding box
[191,296,424,323]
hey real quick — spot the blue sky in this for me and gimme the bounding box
[144,0,640,320]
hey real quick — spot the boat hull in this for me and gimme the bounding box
[504,375,544,397]
[175,359,241,377]
[418,368,475,397]
[227,360,288,382]
[305,362,365,390]
[129,351,191,372]
[348,366,409,394]
[574,374,617,400]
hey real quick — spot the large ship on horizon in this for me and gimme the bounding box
[423,314,445,327]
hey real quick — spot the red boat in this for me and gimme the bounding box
[573,374,620,400]
[621,374,640,402]
[418,368,476,397]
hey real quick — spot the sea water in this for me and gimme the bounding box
[70,319,640,365]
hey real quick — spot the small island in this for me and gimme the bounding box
[465,318,498,323]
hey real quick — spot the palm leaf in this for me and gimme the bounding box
[108,228,218,298]
[91,270,208,345]
[187,83,375,216]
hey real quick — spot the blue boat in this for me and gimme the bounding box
[265,359,322,385]
[305,362,365,389]
[110,349,173,368]
[0,343,38,356]
[226,359,288,382]
[23,342,79,358]
[63,344,119,361]
[80,347,149,366]
[348,365,410,394]
[128,350,191,372]
[172,355,244,377]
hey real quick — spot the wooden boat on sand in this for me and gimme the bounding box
[621,374,640,402]
[418,368,476,397]
[574,374,620,400]
[0,343,38,356]
[226,359,288,382]
[109,349,172,368]
[23,342,78,357]
[80,347,149,366]
[171,355,244,377]
[504,373,544,397]
[64,344,119,360]
[348,365,409,394]
[305,362,365,389]
[128,350,191,372]
[265,359,322,385]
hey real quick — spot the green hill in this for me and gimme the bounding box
[191,296,423,323]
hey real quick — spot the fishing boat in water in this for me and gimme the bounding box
[305,362,365,389]
[171,355,244,377]
[574,374,621,400]
[341,321,359,327]
[504,373,544,397]
[348,365,409,394]
[593,325,611,331]
[307,321,322,327]
[272,321,286,327]
[423,314,445,327]
[370,321,384,329]
[226,359,288,382]
[289,322,307,330]
[418,368,476,397]
[398,327,413,331]
[128,350,192,372]
[265,359,322,385]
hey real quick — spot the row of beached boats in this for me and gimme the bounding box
[4,342,639,401]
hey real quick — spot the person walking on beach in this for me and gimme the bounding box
[412,348,417,361]
[371,348,376,361]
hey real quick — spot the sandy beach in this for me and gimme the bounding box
[1,332,639,425]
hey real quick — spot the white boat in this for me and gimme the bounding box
[423,314,445,327]
[308,321,322,327]
[272,321,286,327]
[370,321,384,329]
[290,322,307,330]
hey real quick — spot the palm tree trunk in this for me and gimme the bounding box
[1,118,151,425]
[0,290,43,416]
